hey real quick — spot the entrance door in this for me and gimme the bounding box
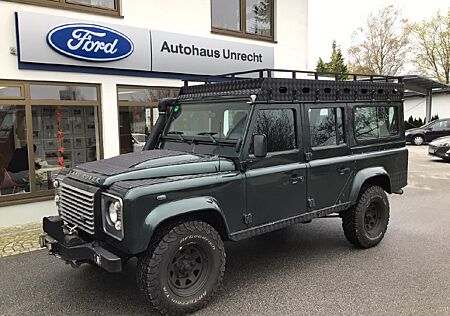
[244,105,307,227]
[305,105,353,210]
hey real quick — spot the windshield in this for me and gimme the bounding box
[166,102,249,141]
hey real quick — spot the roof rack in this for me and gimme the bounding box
[179,68,404,103]
[182,68,403,86]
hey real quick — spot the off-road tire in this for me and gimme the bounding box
[342,185,390,248]
[137,221,225,316]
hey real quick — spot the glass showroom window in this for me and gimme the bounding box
[0,105,29,196]
[118,86,179,154]
[211,0,274,41]
[0,81,101,204]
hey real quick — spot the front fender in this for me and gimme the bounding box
[137,196,229,253]
[349,167,391,203]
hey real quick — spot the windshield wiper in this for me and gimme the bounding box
[166,131,189,143]
[197,132,219,144]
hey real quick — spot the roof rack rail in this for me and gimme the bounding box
[182,68,403,86]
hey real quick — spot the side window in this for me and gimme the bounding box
[354,106,399,140]
[433,120,449,130]
[308,107,344,148]
[250,109,296,154]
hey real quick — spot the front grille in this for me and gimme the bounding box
[60,183,95,234]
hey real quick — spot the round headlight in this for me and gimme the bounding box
[114,221,122,231]
[53,180,60,188]
[108,202,119,224]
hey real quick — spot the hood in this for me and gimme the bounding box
[430,136,450,146]
[67,149,235,187]
[406,127,424,133]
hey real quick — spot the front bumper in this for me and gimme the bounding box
[428,145,450,160]
[405,134,413,143]
[40,216,122,272]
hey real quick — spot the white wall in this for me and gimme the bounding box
[405,93,450,120]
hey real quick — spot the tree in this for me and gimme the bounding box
[411,9,450,84]
[315,40,348,79]
[348,6,410,76]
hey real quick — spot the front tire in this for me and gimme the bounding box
[342,186,390,248]
[138,221,225,316]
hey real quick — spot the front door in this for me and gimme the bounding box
[244,105,307,227]
[305,104,353,210]
[425,119,450,142]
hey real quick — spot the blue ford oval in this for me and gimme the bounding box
[47,23,134,62]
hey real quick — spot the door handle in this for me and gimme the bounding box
[290,175,304,184]
[338,167,351,175]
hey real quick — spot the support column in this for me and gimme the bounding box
[425,89,432,123]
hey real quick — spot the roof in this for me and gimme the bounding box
[402,75,449,95]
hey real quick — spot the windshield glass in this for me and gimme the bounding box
[166,102,249,141]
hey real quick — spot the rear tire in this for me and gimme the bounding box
[137,220,225,316]
[412,135,424,146]
[342,186,390,248]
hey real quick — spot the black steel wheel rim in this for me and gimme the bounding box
[364,201,383,237]
[167,243,209,297]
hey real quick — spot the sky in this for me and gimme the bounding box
[307,0,450,72]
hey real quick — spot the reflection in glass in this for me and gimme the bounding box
[0,105,30,195]
[30,85,97,101]
[212,0,241,31]
[119,106,153,154]
[0,86,22,98]
[251,109,296,153]
[246,0,272,36]
[67,0,115,9]
[309,108,344,147]
[32,106,99,191]
[167,102,249,140]
[355,106,399,140]
[118,87,179,102]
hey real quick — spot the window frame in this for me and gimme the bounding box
[0,83,25,100]
[116,85,180,154]
[4,0,121,17]
[353,104,401,143]
[210,0,275,42]
[0,80,102,206]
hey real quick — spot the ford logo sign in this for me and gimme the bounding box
[47,23,134,62]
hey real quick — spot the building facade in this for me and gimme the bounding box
[405,91,450,123]
[0,0,308,226]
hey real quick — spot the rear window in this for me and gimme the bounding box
[354,106,399,140]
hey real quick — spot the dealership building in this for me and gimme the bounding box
[0,0,308,226]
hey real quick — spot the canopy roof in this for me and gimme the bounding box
[402,75,449,95]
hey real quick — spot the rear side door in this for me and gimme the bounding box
[244,104,307,227]
[304,104,353,210]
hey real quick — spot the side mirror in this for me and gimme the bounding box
[253,134,267,158]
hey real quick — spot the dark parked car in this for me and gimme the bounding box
[40,69,408,316]
[428,136,450,161]
[406,118,450,145]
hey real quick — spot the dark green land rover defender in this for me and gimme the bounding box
[40,69,408,315]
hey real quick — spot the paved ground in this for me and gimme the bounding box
[0,223,42,257]
[0,145,449,315]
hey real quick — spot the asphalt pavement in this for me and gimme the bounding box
[0,145,449,316]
